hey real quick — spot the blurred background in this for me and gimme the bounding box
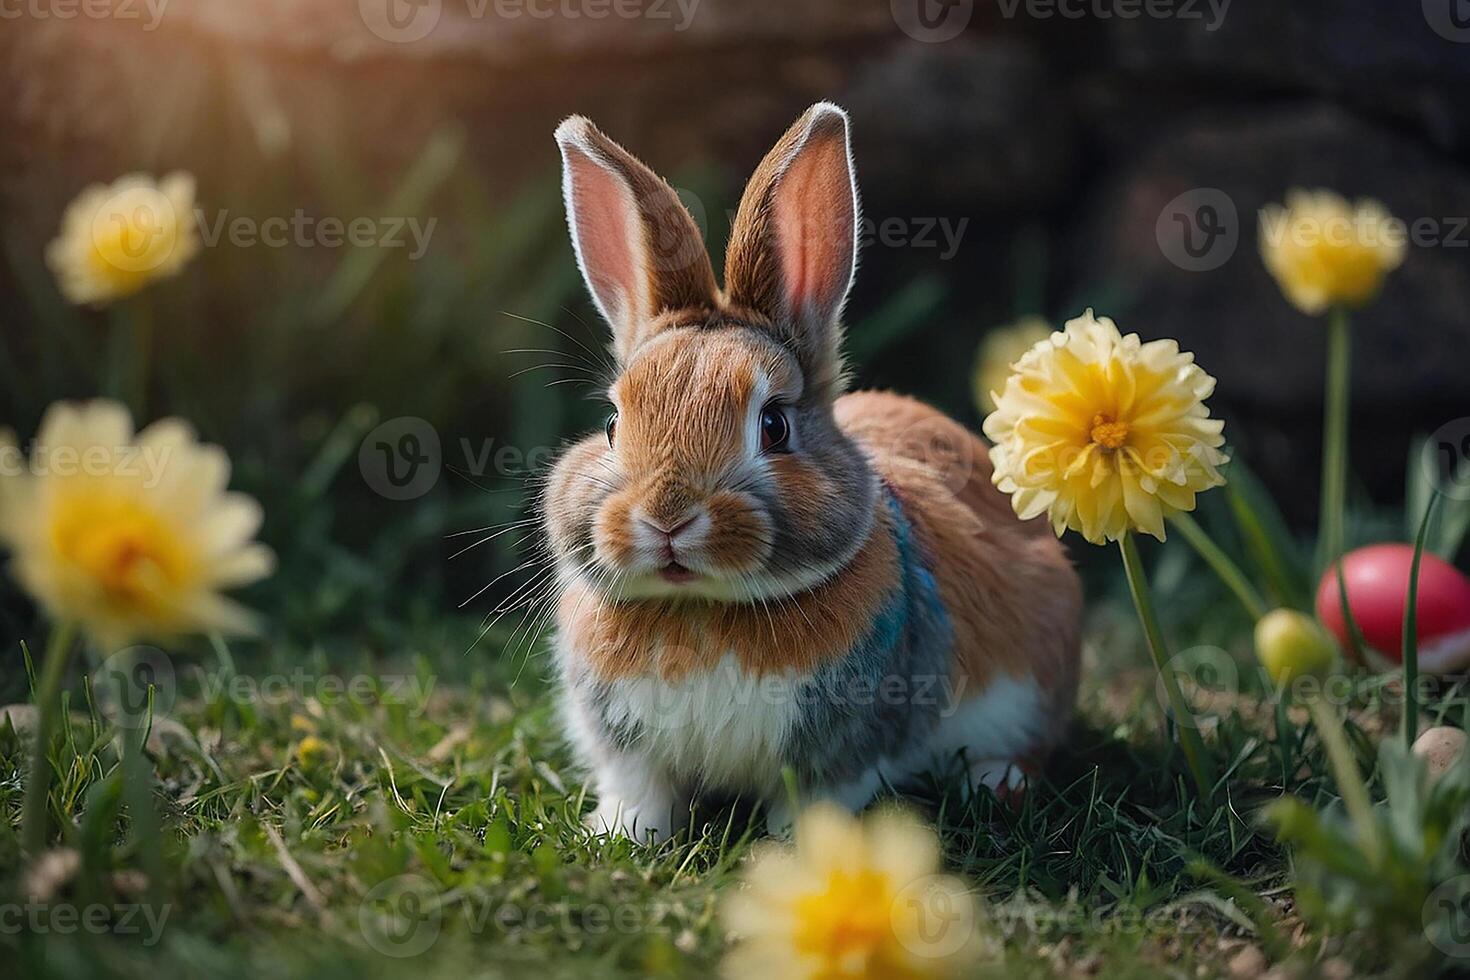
[2,0,1468,671]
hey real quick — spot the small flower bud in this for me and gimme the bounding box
[1255,608,1339,687]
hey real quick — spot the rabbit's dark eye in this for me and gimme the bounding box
[605,412,618,447]
[759,404,790,454]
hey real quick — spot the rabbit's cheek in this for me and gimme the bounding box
[593,492,642,568]
[700,492,773,573]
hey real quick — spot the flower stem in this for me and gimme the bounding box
[131,291,154,419]
[1119,533,1215,809]
[1318,307,1351,573]
[1169,512,1269,621]
[1306,699,1379,864]
[21,621,79,857]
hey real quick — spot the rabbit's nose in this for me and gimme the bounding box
[640,514,697,540]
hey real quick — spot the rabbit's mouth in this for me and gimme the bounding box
[658,561,700,585]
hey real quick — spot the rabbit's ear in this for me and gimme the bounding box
[724,103,859,395]
[556,116,717,363]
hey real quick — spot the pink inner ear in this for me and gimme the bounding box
[772,133,855,322]
[567,149,643,327]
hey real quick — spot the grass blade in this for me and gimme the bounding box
[1402,491,1441,747]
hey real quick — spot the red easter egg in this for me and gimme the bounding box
[1316,543,1470,661]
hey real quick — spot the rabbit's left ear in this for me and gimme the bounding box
[724,103,860,397]
[556,116,718,364]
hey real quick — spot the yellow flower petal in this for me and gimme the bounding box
[0,399,273,649]
[45,172,200,307]
[983,310,1228,545]
[1258,188,1404,315]
[722,806,985,980]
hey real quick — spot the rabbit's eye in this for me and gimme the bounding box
[605,412,618,447]
[759,404,790,454]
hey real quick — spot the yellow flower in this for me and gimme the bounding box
[973,316,1053,415]
[295,735,332,769]
[1258,189,1405,316]
[722,804,984,979]
[982,309,1227,545]
[45,172,200,307]
[0,400,273,650]
[1254,608,1338,687]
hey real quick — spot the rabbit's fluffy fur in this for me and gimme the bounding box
[543,103,1082,838]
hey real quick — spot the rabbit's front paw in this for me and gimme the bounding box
[586,795,672,841]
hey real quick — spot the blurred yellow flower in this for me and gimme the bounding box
[0,400,273,650]
[973,316,1052,414]
[45,172,200,307]
[722,804,983,980]
[1258,189,1405,316]
[982,310,1227,545]
[295,735,332,769]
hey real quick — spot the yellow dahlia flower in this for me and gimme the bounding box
[1258,189,1405,316]
[982,310,1227,545]
[722,804,983,979]
[972,316,1052,415]
[45,172,200,307]
[0,400,273,650]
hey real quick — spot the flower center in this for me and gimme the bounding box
[1089,413,1129,451]
[792,869,901,974]
[51,495,190,610]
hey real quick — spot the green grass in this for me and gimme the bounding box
[3,593,1462,980]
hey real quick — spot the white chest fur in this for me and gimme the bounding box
[601,654,804,792]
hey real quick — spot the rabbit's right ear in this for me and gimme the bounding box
[556,116,718,364]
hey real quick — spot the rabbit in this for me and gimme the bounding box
[543,102,1082,839]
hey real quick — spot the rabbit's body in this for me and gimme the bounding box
[544,105,1081,838]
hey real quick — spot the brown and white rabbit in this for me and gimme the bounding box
[543,103,1082,838]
